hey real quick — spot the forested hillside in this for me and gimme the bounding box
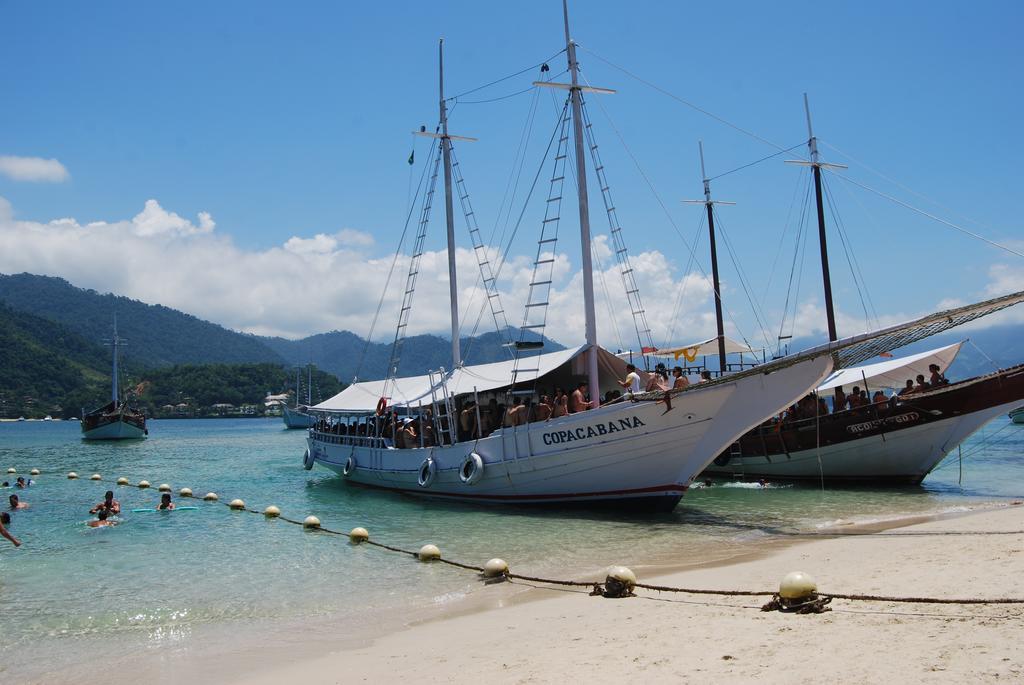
[0,273,286,367]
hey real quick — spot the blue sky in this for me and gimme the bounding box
[0,1,1021,346]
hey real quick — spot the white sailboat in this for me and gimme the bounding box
[282,365,315,429]
[303,2,1019,509]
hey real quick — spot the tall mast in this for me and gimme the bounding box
[684,143,737,373]
[439,39,461,368]
[307,364,312,405]
[110,317,120,404]
[700,142,727,372]
[805,93,838,342]
[563,0,600,406]
[295,367,301,408]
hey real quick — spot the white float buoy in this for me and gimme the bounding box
[6,467,15,474]
[90,474,102,481]
[349,527,369,543]
[779,571,817,600]
[116,477,130,485]
[30,469,40,476]
[67,472,78,479]
[138,480,150,489]
[482,558,509,578]
[158,483,171,492]
[417,544,441,561]
[179,487,193,497]
[303,515,321,529]
[264,505,281,518]
[229,499,245,510]
[605,565,637,591]
[203,492,219,502]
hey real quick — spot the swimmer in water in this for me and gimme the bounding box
[758,478,768,488]
[0,511,19,546]
[157,493,175,511]
[15,476,28,488]
[703,478,713,488]
[90,490,121,515]
[88,509,116,528]
[9,494,28,510]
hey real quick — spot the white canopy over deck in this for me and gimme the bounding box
[816,341,963,393]
[311,345,631,413]
[649,337,757,361]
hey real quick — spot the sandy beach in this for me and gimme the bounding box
[229,504,1024,684]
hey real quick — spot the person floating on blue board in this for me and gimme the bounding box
[157,493,175,511]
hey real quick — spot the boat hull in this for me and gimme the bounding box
[1011,407,1024,424]
[81,402,147,441]
[704,365,1024,484]
[306,354,834,509]
[282,405,315,429]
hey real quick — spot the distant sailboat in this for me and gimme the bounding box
[282,365,315,429]
[81,321,147,441]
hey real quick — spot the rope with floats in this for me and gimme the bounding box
[16,468,1024,611]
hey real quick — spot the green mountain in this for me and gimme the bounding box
[0,273,285,367]
[0,303,110,417]
[261,328,567,381]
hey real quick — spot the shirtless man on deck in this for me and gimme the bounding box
[570,382,590,413]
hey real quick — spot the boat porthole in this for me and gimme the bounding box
[418,458,437,488]
[343,456,356,477]
[686,414,694,421]
[459,452,484,485]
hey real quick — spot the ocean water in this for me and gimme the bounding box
[1,416,1022,682]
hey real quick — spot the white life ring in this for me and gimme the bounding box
[459,452,484,485]
[342,456,356,477]
[303,447,315,471]
[417,458,437,488]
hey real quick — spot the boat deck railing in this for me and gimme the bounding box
[309,429,389,449]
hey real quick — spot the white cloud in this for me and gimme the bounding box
[0,155,70,183]
[0,196,1018,349]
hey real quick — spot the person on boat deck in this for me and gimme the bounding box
[459,401,478,440]
[619,364,642,396]
[551,387,568,418]
[898,379,916,396]
[484,398,501,434]
[929,363,949,386]
[533,395,553,422]
[645,364,668,392]
[400,418,418,448]
[833,386,847,413]
[570,382,591,412]
[872,390,887,405]
[672,366,690,390]
[157,493,175,511]
[9,494,28,510]
[1,511,21,546]
[503,398,521,427]
[90,490,121,515]
[88,509,116,528]
[914,374,930,393]
[817,395,830,416]
[420,410,437,447]
[698,370,713,383]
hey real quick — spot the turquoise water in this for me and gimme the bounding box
[1,417,1022,682]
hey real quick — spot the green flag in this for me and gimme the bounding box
[407,149,414,165]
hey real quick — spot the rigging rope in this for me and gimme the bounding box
[708,143,806,182]
[352,137,438,383]
[822,175,877,330]
[826,171,1024,260]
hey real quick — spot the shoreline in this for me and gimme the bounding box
[217,500,1024,684]
[226,499,1024,679]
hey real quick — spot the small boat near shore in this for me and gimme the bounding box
[82,321,147,441]
[282,366,315,429]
